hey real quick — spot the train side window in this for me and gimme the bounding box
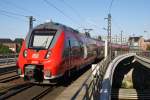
[79,42,84,56]
[63,39,70,57]
[68,39,72,51]
[69,38,80,56]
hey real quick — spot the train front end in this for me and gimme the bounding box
[16,23,65,84]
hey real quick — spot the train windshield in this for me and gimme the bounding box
[29,30,56,49]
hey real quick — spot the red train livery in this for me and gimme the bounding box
[16,22,127,84]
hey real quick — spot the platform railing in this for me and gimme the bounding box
[71,56,111,100]
[71,50,130,100]
[0,53,18,65]
[134,51,150,59]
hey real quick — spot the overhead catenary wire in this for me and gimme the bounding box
[0,8,40,22]
[60,0,103,32]
[1,0,29,13]
[59,0,84,21]
[107,0,125,36]
[112,18,123,31]
[59,0,97,30]
[0,0,41,17]
[111,17,129,44]
[108,0,114,13]
[43,0,82,28]
[107,0,128,37]
[0,11,27,22]
[0,9,26,17]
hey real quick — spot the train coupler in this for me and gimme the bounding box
[24,65,43,82]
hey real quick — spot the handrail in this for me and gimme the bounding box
[71,56,111,100]
[71,51,129,100]
[135,55,150,69]
[100,53,135,100]
[71,51,150,100]
[99,53,150,100]
[135,51,150,59]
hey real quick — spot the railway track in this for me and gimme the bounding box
[0,67,32,100]
[0,70,16,76]
[0,67,56,100]
[0,70,64,100]
[5,67,91,100]
[32,86,56,100]
[5,85,58,100]
[111,89,150,99]
[0,63,92,100]
[0,82,33,99]
[0,71,19,83]
[0,65,16,74]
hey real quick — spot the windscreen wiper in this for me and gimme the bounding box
[42,37,49,49]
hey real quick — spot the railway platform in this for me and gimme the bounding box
[54,68,91,100]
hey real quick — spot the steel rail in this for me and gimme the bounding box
[31,86,55,100]
[0,83,33,99]
[0,70,16,76]
[0,75,20,83]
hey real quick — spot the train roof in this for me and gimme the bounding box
[34,21,79,33]
[32,22,105,43]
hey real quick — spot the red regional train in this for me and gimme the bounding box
[16,22,128,84]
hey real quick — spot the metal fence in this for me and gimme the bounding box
[71,56,111,100]
[135,51,150,58]
[71,51,130,100]
[0,53,18,65]
[71,50,150,100]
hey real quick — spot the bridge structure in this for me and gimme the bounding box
[0,51,150,100]
[70,51,150,100]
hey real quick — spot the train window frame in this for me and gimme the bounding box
[63,38,70,57]
[28,29,57,50]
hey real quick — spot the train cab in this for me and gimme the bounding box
[17,22,66,83]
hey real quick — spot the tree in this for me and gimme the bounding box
[147,45,150,51]
[0,44,13,54]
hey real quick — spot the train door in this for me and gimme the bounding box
[68,39,72,70]
[63,38,72,74]
[62,38,72,78]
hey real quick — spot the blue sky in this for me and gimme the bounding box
[0,0,150,40]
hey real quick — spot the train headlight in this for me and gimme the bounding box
[45,50,51,59]
[23,49,28,58]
